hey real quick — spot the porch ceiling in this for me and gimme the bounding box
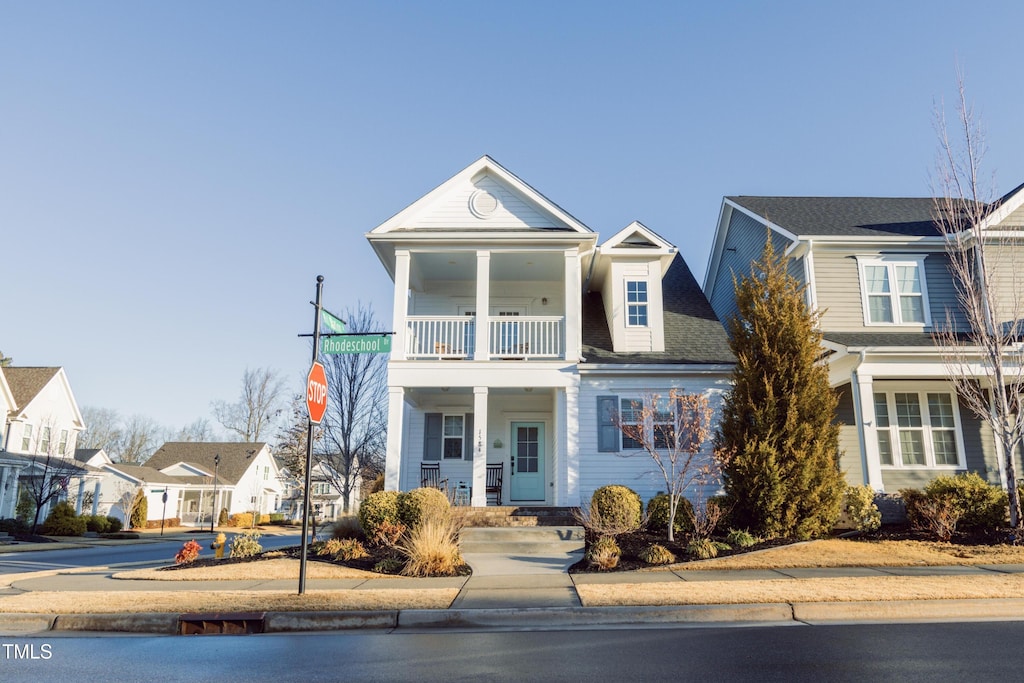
[413,251,565,282]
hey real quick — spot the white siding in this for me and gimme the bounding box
[406,175,563,230]
[577,375,730,507]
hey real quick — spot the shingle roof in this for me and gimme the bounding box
[106,464,207,485]
[823,331,976,348]
[74,448,102,464]
[2,367,60,412]
[727,196,949,238]
[144,442,268,485]
[582,254,735,365]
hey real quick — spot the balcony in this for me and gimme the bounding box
[405,316,564,360]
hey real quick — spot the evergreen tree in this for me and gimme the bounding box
[716,234,845,539]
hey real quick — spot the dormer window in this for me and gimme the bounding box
[626,280,649,327]
[857,256,930,326]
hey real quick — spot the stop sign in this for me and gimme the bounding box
[306,361,328,424]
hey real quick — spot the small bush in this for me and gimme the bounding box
[358,491,403,543]
[399,515,462,577]
[725,528,757,548]
[331,515,363,540]
[175,539,202,564]
[269,513,285,525]
[844,485,882,532]
[638,543,676,565]
[373,558,404,574]
[0,518,29,535]
[370,474,385,494]
[218,508,229,526]
[228,512,254,528]
[398,487,451,529]
[924,473,1007,531]
[41,502,87,536]
[84,515,111,534]
[229,530,263,558]
[712,541,731,552]
[585,536,621,571]
[590,485,642,536]
[145,518,181,529]
[129,490,147,529]
[645,494,693,536]
[314,537,369,561]
[105,516,123,533]
[687,537,719,560]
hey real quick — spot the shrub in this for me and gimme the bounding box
[0,518,29,536]
[915,495,961,541]
[646,494,693,536]
[41,502,86,536]
[399,515,463,577]
[105,516,123,533]
[725,528,757,548]
[229,530,263,558]
[175,539,202,564]
[85,515,111,534]
[145,518,181,529]
[590,485,642,536]
[923,473,1007,531]
[370,474,385,494]
[398,487,451,529]
[687,537,719,560]
[218,508,229,526]
[585,536,621,571]
[129,490,148,529]
[228,512,254,528]
[358,491,402,543]
[373,558,404,574]
[844,485,882,532]
[313,537,369,561]
[712,541,731,552]
[638,544,676,566]
[269,513,285,525]
[331,515,363,540]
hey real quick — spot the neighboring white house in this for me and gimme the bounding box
[276,458,363,523]
[0,366,90,521]
[367,156,735,507]
[103,442,285,527]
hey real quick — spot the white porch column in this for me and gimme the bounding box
[0,468,10,518]
[474,251,490,361]
[92,481,101,516]
[74,479,86,515]
[853,371,883,490]
[471,387,488,506]
[559,382,580,506]
[564,248,581,362]
[392,250,411,360]
[384,387,405,491]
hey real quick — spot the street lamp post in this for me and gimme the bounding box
[211,453,220,533]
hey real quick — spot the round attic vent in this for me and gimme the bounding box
[469,189,500,218]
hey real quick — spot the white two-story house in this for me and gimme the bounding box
[367,156,734,508]
[704,187,1024,494]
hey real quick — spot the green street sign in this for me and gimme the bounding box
[321,335,392,355]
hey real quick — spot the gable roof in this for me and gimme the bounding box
[582,254,734,365]
[3,367,61,413]
[726,196,945,238]
[144,442,270,485]
[104,463,205,486]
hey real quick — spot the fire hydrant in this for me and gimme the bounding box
[210,532,226,559]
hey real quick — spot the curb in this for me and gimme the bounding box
[6,599,1023,635]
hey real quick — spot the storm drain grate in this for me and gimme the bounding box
[179,612,267,635]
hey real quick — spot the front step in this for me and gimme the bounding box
[459,526,584,555]
[453,506,579,528]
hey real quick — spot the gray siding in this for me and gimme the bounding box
[709,211,795,328]
[835,388,864,486]
[983,243,1024,328]
[924,252,969,332]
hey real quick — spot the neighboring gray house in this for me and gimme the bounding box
[703,187,1024,493]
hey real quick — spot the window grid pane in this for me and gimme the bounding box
[894,393,922,427]
[899,430,926,465]
[877,431,894,466]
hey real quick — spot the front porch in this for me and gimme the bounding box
[452,505,578,527]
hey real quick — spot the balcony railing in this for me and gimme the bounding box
[405,315,563,360]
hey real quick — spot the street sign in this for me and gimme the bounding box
[306,361,328,424]
[321,334,392,355]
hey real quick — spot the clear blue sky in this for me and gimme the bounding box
[3,1,1023,435]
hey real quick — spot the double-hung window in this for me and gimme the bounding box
[858,256,930,326]
[618,396,679,450]
[443,415,465,459]
[40,427,51,453]
[619,399,644,449]
[22,424,33,451]
[58,430,69,455]
[873,388,963,468]
[626,280,649,327]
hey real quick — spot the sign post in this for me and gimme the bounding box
[298,276,326,595]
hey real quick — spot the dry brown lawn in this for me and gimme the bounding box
[654,538,1024,572]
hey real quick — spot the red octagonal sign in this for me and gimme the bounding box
[306,361,328,424]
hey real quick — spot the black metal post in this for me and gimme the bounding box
[211,453,220,533]
[299,275,324,595]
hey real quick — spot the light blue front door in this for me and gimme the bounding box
[510,422,544,501]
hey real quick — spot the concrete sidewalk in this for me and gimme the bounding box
[3,529,1024,634]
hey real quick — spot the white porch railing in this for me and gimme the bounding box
[405,315,563,359]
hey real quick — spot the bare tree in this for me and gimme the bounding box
[0,351,12,367]
[613,390,721,542]
[275,393,318,480]
[212,367,287,442]
[78,406,122,451]
[113,414,163,464]
[316,304,388,514]
[170,418,216,442]
[21,418,87,532]
[932,68,1024,530]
